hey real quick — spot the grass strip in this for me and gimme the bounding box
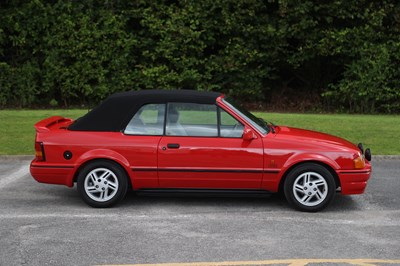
[0,110,398,155]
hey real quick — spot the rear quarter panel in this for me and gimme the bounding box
[34,130,161,188]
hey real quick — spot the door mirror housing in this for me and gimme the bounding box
[242,128,257,141]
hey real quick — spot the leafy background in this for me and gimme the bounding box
[0,0,399,113]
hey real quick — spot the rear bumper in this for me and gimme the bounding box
[337,162,372,195]
[30,161,75,187]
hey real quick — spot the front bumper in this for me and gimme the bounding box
[337,161,372,195]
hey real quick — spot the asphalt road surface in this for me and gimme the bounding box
[0,158,399,266]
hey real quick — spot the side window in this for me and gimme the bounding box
[124,104,165,135]
[220,108,244,138]
[166,103,217,137]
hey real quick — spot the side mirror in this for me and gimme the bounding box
[242,128,256,141]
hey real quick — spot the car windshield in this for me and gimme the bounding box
[222,97,269,135]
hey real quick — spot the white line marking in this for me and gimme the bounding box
[0,164,29,188]
[0,211,399,226]
[0,213,151,219]
[98,258,400,266]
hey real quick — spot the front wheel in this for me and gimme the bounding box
[284,163,335,212]
[77,160,128,208]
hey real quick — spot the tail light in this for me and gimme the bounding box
[35,142,46,161]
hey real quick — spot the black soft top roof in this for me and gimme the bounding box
[69,90,222,131]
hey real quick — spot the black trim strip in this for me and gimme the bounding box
[31,165,74,169]
[263,169,281,174]
[160,169,262,173]
[132,168,280,174]
[136,188,272,197]
[132,168,157,172]
[339,171,371,174]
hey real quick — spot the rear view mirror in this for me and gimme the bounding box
[243,128,256,141]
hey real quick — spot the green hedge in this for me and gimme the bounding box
[1,0,399,113]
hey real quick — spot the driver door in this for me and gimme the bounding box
[157,103,264,189]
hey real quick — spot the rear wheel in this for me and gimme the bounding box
[77,160,128,208]
[284,163,335,212]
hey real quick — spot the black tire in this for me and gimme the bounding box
[77,160,128,208]
[284,163,335,212]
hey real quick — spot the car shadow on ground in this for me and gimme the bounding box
[17,181,363,213]
[124,191,284,207]
[117,190,362,213]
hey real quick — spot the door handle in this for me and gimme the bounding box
[167,143,180,149]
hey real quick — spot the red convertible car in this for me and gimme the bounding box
[30,90,372,212]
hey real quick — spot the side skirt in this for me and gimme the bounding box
[135,188,273,198]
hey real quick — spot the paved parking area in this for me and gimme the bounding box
[0,158,399,266]
[116,259,400,266]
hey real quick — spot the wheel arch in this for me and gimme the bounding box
[278,160,341,194]
[72,150,133,188]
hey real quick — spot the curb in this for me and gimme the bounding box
[373,155,400,160]
[0,155,34,161]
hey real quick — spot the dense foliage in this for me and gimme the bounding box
[0,0,399,112]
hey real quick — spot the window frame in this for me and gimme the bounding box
[123,102,245,139]
[123,103,167,136]
[222,97,268,135]
[164,102,219,138]
[218,106,245,139]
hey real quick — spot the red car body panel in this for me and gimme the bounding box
[30,93,372,197]
[157,135,264,189]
